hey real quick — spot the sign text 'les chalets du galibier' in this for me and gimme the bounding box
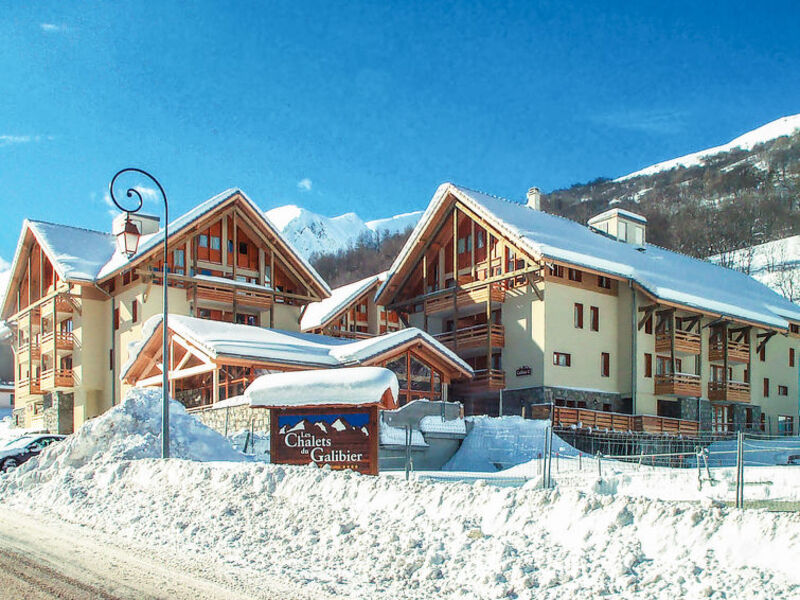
[269,406,379,475]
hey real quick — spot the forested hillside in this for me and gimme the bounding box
[313,127,800,289]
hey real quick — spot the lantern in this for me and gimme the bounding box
[116,215,141,257]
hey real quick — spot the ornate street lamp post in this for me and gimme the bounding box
[109,168,170,459]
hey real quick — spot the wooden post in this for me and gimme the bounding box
[452,208,459,354]
[722,322,729,403]
[422,253,428,331]
[212,368,219,404]
[670,310,676,382]
[470,220,476,278]
[486,281,492,373]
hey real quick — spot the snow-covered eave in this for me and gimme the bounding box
[301,275,380,332]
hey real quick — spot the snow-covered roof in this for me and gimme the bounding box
[122,315,473,380]
[378,183,800,329]
[301,272,385,331]
[28,220,117,282]
[246,367,399,408]
[587,207,647,225]
[1,189,330,318]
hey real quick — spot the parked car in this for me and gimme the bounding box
[0,434,66,472]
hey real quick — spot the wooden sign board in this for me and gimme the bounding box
[516,366,532,377]
[269,405,379,475]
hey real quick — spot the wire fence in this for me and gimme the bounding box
[416,425,800,510]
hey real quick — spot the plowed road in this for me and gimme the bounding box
[0,510,314,599]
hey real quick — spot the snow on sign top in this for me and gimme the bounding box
[379,183,800,329]
[245,367,399,409]
[300,272,384,331]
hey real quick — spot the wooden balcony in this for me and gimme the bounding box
[708,380,750,403]
[708,338,749,363]
[548,406,699,436]
[654,372,702,397]
[16,339,40,360]
[17,307,41,331]
[40,368,74,391]
[16,377,43,396]
[434,324,504,353]
[655,330,701,355]
[633,415,699,435]
[452,368,505,395]
[193,278,273,311]
[40,331,74,353]
[42,294,76,315]
[424,285,505,316]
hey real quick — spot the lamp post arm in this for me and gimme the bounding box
[109,168,170,459]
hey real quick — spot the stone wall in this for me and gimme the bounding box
[42,392,75,435]
[502,386,623,415]
[190,403,270,437]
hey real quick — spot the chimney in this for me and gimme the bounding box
[526,187,541,210]
[112,212,161,237]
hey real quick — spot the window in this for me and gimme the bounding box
[199,234,208,248]
[778,416,794,436]
[239,242,248,255]
[763,378,770,397]
[113,307,120,331]
[778,385,788,396]
[122,270,131,285]
[601,352,610,377]
[173,249,184,268]
[791,324,799,334]
[228,240,234,253]
[476,230,485,249]
[634,226,644,245]
[760,413,766,432]
[131,300,138,323]
[597,276,611,289]
[553,352,571,367]
[590,306,599,331]
[618,221,627,241]
[549,264,564,278]
[644,353,652,378]
[744,367,749,383]
[644,315,653,335]
[790,348,795,368]
[567,268,582,282]
[210,236,221,250]
[574,303,584,329]
[759,345,766,362]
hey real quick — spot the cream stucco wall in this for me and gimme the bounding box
[502,285,545,389]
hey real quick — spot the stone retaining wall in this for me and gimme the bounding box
[189,403,270,436]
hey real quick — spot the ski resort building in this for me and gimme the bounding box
[1,189,333,432]
[301,272,402,338]
[376,183,800,435]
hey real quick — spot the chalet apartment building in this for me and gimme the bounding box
[1,189,468,434]
[376,183,800,436]
[301,272,402,338]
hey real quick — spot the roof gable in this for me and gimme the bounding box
[301,273,383,332]
[377,183,800,329]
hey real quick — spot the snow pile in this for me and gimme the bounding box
[4,447,800,597]
[443,416,580,472]
[246,367,399,408]
[229,429,270,458]
[0,388,243,487]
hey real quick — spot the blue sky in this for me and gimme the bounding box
[1,1,799,263]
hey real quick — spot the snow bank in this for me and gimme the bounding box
[0,388,243,488]
[706,437,800,467]
[443,416,579,472]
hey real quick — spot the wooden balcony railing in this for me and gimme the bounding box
[708,338,750,363]
[708,380,750,403]
[16,376,43,396]
[16,339,40,358]
[547,406,699,436]
[654,372,702,397]
[552,406,634,432]
[40,331,74,352]
[424,286,505,316]
[40,368,74,390]
[192,276,274,311]
[434,324,504,352]
[633,414,700,435]
[452,368,505,394]
[655,329,701,355]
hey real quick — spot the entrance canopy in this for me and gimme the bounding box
[245,367,399,410]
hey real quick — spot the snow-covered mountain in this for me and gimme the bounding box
[617,113,800,181]
[265,205,422,259]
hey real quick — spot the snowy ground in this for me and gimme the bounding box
[1,390,799,599]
